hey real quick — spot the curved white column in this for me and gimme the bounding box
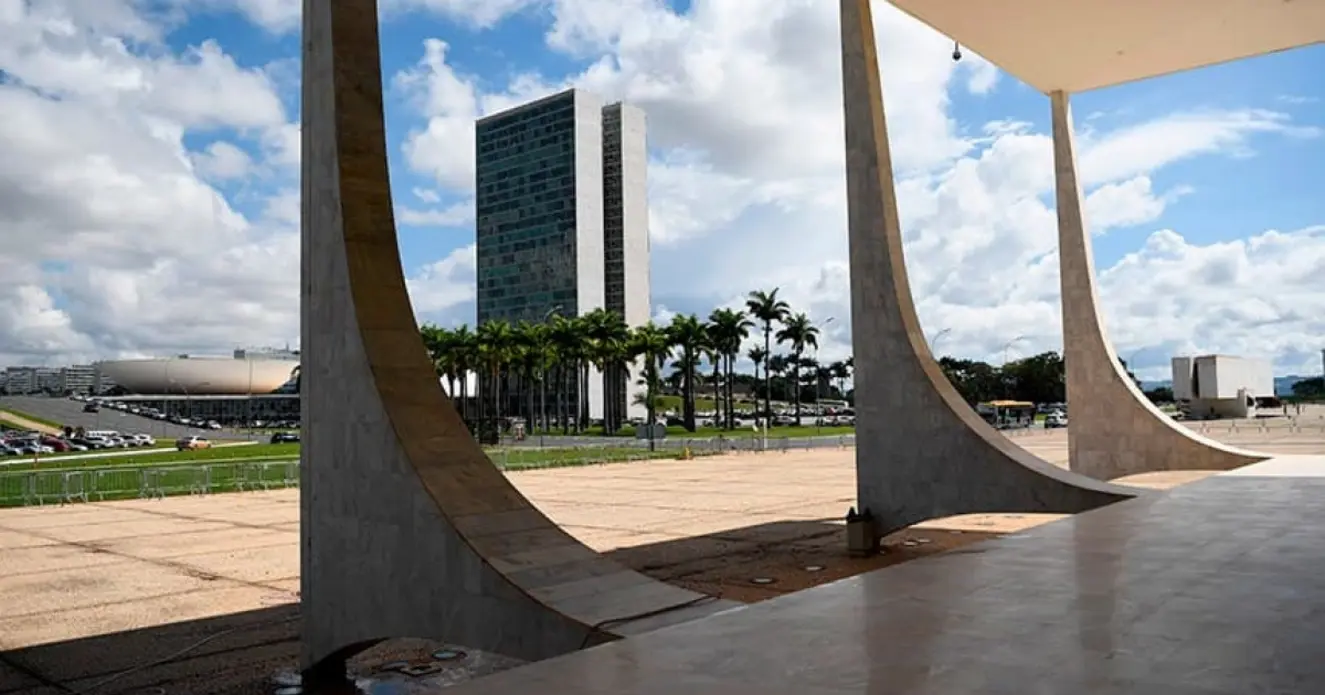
[841,0,1137,536]
[1050,90,1268,481]
[299,0,734,679]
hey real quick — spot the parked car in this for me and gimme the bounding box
[130,434,156,447]
[176,436,211,451]
[270,432,300,444]
[83,402,100,413]
[1044,411,1068,428]
[40,437,70,452]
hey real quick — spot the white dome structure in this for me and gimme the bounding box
[98,357,299,395]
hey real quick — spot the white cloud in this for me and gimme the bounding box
[397,201,474,227]
[191,140,254,180]
[406,244,477,318]
[3,0,1322,388]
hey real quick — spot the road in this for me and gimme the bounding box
[0,396,259,442]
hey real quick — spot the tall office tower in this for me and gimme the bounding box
[602,102,651,420]
[475,88,651,425]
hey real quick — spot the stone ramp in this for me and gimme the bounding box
[299,0,736,675]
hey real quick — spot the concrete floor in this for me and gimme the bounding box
[1,422,1323,694]
[439,456,1325,695]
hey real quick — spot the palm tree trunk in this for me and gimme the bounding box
[711,360,720,428]
[763,327,772,422]
[792,354,801,426]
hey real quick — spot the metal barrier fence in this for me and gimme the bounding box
[1188,420,1325,435]
[0,460,299,507]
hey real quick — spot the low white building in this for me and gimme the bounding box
[1171,355,1275,419]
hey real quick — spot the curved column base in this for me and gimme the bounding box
[1048,90,1270,482]
[839,0,1138,538]
[300,0,736,673]
[1066,367,1268,481]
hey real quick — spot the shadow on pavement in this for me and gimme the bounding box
[0,519,1002,694]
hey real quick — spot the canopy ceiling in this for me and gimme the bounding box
[888,0,1325,93]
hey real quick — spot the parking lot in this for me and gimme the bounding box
[0,396,257,442]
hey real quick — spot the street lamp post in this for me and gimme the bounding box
[1000,335,1027,399]
[929,327,952,356]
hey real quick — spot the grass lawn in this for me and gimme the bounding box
[3,443,299,472]
[0,411,63,431]
[488,446,680,470]
[0,443,696,507]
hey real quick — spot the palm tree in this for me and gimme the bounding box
[631,322,672,449]
[548,314,588,433]
[829,359,850,402]
[512,321,550,433]
[666,314,707,432]
[745,289,790,422]
[708,308,754,429]
[421,324,462,409]
[775,312,820,426]
[583,308,632,435]
[702,337,722,427]
[747,345,767,415]
[476,319,514,442]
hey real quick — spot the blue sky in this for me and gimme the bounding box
[0,1,1321,378]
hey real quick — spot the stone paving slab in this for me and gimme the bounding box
[0,425,1321,693]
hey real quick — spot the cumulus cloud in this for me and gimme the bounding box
[2,0,1322,387]
[386,0,1323,379]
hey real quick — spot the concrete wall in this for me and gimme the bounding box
[573,91,606,420]
[839,0,1133,537]
[1051,91,1267,480]
[1197,355,1273,399]
[1171,356,1194,400]
[613,101,651,419]
[300,4,732,679]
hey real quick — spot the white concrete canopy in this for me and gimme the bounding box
[889,0,1325,93]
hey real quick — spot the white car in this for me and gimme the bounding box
[130,433,156,447]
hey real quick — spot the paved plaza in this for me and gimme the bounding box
[1,419,1323,693]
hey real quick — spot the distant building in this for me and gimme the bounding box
[58,364,97,394]
[1172,355,1275,419]
[1,367,36,394]
[474,88,651,421]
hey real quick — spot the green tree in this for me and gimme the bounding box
[745,289,790,420]
[548,314,588,433]
[667,313,708,432]
[775,312,820,425]
[631,322,673,449]
[476,319,514,442]
[583,308,632,434]
[708,308,755,429]
[1000,351,1065,404]
[1292,377,1325,400]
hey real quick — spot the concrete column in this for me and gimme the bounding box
[840,0,1134,537]
[300,0,732,677]
[1050,90,1266,480]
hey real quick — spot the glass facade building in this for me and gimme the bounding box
[474,89,649,421]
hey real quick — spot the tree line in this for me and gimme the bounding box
[418,288,851,439]
[417,287,1176,438]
